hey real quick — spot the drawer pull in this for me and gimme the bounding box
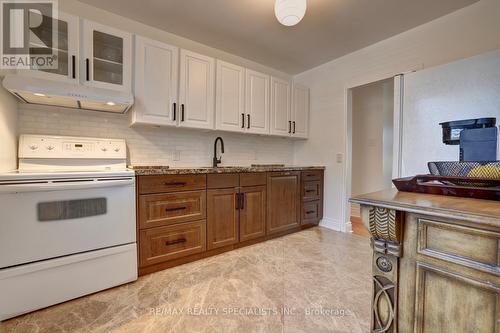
[306,210,316,214]
[165,206,187,212]
[305,190,315,193]
[165,238,187,246]
[164,182,187,186]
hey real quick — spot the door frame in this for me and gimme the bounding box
[342,74,404,232]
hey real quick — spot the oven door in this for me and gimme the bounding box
[0,177,136,268]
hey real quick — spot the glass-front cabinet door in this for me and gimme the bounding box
[82,20,132,92]
[27,12,79,82]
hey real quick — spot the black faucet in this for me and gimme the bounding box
[213,137,225,167]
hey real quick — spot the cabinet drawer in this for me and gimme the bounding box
[302,181,321,201]
[240,172,267,186]
[417,217,500,275]
[139,191,206,229]
[302,200,322,225]
[301,170,322,182]
[139,220,206,267]
[207,173,239,189]
[138,174,206,194]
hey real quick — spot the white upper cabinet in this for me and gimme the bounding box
[215,60,245,132]
[291,83,309,139]
[245,69,270,135]
[81,20,132,92]
[25,12,79,83]
[132,36,179,126]
[179,49,215,130]
[270,77,291,137]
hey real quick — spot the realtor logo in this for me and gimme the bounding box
[1,0,58,69]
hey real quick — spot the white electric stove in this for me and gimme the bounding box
[0,135,137,321]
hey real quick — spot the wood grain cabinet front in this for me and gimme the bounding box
[300,170,323,225]
[240,185,267,242]
[139,220,206,267]
[302,201,322,225]
[207,188,239,249]
[207,174,267,248]
[139,191,206,229]
[138,174,206,194]
[267,171,301,235]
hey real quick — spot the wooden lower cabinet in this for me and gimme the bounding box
[267,171,301,235]
[240,185,266,242]
[207,188,239,249]
[137,169,323,275]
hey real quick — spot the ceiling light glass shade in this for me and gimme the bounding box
[275,0,307,26]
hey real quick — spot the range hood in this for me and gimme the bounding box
[2,75,134,113]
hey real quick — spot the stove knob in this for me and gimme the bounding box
[29,145,38,151]
[101,147,108,152]
[114,148,120,152]
[46,146,55,151]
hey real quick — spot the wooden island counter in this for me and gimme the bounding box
[350,189,500,333]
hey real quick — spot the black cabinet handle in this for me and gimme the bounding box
[165,206,187,212]
[173,103,177,121]
[165,238,187,246]
[306,210,315,214]
[71,55,76,79]
[181,104,185,121]
[247,114,250,129]
[305,190,315,193]
[235,193,240,210]
[240,193,245,209]
[85,58,90,81]
[164,181,187,186]
[293,121,296,134]
[241,113,245,129]
[288,121,292,133]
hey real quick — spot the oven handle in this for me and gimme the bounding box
[0,178,135,193]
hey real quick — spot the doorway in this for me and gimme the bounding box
[349,78,395,236]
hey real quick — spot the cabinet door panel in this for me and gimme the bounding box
[270,77,291,137]
[245,69,270,134]
[26,12,79,83]
[179,50,215,129]
[240,186,266,242]
[82,20,132,92]
[133,36,178,126]
[216,61,245,132]
[267,172,300,235]
[414,262,499,333]
[207,188,239,249]
[292,84,309,138]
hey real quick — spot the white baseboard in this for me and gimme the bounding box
[319,217,351,233]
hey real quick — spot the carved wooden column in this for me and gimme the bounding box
[363,205,404,333]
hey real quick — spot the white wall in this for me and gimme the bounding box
[351,79,394,196]
[293,0,500,231]
[402,49,500,176]
[9,0,296,168]
[0,88,18,172]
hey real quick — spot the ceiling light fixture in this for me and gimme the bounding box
[106,101,116,106]
[34,93,46,97]
[275,0,307,27]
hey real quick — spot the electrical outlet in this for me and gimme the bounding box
[336,153,343,163]
[173,150,181,161]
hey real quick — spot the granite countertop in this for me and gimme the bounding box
[130,165,325,176]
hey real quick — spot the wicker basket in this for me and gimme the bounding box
[428,161,500,179]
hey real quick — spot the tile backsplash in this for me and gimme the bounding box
[18,105,294,167]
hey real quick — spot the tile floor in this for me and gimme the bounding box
[0,227,372,333]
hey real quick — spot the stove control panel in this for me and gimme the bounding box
[19,135,127,159]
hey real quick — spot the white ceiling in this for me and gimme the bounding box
[77,0,479,74]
